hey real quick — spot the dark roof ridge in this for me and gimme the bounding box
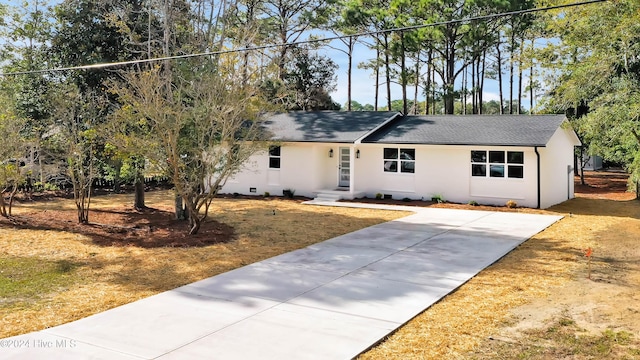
[361,113,569,146]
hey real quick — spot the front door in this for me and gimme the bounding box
[339,147,350,187]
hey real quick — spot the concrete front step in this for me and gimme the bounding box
[315,193,342,202]
[313,189,365,202]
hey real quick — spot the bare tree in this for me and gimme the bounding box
[113,56,271,235]
[0,103,26,218]
[50,88,104,224]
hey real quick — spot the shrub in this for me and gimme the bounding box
[264,191,270,197]
[44,183,61,191]
[375,193,383,200]
[468,200,479,206]
[431,194,445,203]
[402,197,411,202]
[283,189,295,198]
[506,200,517,208]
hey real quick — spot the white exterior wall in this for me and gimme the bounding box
[221,128,579,208]
[221,143,341,197]
[355,144,538,207]
[539,127,580,208]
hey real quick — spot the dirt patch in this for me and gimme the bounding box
[6,206,235,248]
[476,216,640,360]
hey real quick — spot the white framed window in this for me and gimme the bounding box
[471,150,523,179]
[384,148,415,173]
[269,146,281,169]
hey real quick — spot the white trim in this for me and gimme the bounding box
[353,112,403,144]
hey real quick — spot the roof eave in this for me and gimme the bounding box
[360,141,548,147]
[354,112,404,144]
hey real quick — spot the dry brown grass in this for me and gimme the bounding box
[0,191,408,338]
[3,171,639,359]
[359,174,640,359]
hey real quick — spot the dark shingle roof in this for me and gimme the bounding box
[261,111,400,143]
[362,115,568,147]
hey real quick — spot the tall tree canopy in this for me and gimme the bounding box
[539,0,640,184]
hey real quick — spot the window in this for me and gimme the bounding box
[384,148,415,173]
[471,151,487,176]
[269,146,281,169]
[507,151,524,178]
[471,150,523,179]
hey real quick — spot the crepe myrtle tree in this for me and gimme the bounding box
[0,107,27,218]
[49,87,106,224]
[113,59,271,235]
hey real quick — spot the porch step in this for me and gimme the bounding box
[314,192,343,202]
[313,189,366,202]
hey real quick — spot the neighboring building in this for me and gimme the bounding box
[582,155,604,171]
[221,111,581,209]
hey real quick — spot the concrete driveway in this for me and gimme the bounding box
[1,205,561,359]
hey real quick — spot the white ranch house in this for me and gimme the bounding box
[221,111,581,209]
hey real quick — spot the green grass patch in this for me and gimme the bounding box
[0,257,81,306]
[509,318,639,359]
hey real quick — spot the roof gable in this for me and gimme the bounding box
[261,111,401,143]
[362,115,570,147]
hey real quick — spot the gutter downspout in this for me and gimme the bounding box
[535,146,541,209]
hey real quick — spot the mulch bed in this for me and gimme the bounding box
[2,170,634,249]
[574,170,635,200]
[343,170,637,209]
[6,206,235,248]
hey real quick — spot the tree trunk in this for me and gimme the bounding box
[75,188,90,224]
[579,147,586,185]
[432,67,436,114]
[185,201,202,235]
[399,32,408,115]
[529,39,534,113]
[8,186,18,217]
[134,176,146,210]
[413,52,420,115]
[425,49,432,115]
[470,59,475,114]
[444,32,456,115]
[188,213,201,235]
[479,49,486,114]
[0,190,7,218]
[384,33,392,111]
[347,36,353,111]
[509,29,515,114]
[463,65,468,115]
[496,43,504,114]
[174,194,186,220]
[374,46,380,111]
[518,38,524,115]
[133,157,146,209]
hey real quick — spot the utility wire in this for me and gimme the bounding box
[0,0,609,76]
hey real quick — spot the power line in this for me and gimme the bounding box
[0,0,609,76]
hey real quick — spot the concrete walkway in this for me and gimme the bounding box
[2,205,562,360]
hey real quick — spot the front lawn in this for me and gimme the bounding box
[0,192,407,338]
[359,171,640,359]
